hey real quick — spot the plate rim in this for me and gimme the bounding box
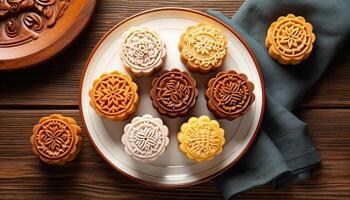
[79,7,266,188]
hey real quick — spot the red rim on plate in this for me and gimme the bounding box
[79,7,265,188]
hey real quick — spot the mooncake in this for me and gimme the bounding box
[205,70,255,120]
[265,14,316,65]
[89,71,139,120]
[177,115,225,162]
[121,27,166,77]
[30,114,82,165]
[179,23,227,73]
[150,68,198,118]
[122,114,169,162]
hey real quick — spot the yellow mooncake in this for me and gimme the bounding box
[179,23,227,73]
[177,115,225,162]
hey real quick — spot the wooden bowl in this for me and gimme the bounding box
[0,0,96,70]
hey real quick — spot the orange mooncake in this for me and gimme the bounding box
[179,23,227,73]
[177,115,225,162]
[89,71,139,120]
[266,14,316,65]
[30,114,82,165]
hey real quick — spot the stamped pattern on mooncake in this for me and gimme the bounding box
[31,114,82,165]
[205,71,255,120]
[122,114,169,161]
[179,23,227,73]
[151,69,198,117]
[89,71,139,120]
[121,27,166,77]
[177,116,225,162]
[266,14,316,65]
[34,119,74,159]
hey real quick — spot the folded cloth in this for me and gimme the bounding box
[208,0,350,199]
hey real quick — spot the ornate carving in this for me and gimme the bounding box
[121,27,166,77]
[0,0,70,47]
[122,114,169,162]
[31,114,82,164]
[177,115,225,162]
[35,118,74,158]
[151,68,198,117]
[179,23,227,73]
[265,14,316,65]
[205,70,255,120]
[193,35,215,55]
[89,71,139,121]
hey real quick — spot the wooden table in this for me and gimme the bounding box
[0,1,349,199]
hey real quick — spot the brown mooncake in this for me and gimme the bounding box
[265,14,316,65]
[205,70,255,120]
[89,71,139,121]
[30,114,82,165]
[150,68,198,118]
[179,23,228,73]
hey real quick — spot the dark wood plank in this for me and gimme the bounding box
[0,109,221,200]
[0,0,349,108]
[301,48,350,108]
[0,109,349,199]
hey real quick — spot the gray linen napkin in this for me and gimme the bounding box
[208,0,350,199]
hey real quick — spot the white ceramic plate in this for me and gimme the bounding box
[80,7,265,188]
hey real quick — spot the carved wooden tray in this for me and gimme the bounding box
[0,0,96,70]
[80,8,265,188]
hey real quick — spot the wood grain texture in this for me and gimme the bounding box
[0,0,349,199]
[0,109,349,199]
[0,0,349,107]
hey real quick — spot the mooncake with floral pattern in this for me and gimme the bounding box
[265,14,316,65]
[89,71,139,120]
[121,27,166,77]
[179,23,227,73]
[30,114,82,165]
[122,114,169,162]
[205,70,255,120]
[150,68,198,118]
